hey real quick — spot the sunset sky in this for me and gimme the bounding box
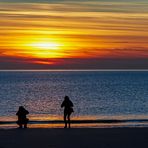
[0,0,148,69]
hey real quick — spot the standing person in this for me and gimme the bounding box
[61,96,74,128]
[16,106,29,128]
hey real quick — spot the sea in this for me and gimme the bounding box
[0,70,148,128]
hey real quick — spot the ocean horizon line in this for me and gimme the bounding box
[0,69,148,72]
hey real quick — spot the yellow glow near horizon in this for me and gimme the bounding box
[31,42,60,50]
[23,41,69,58]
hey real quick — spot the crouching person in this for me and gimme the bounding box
[16,106,29,128]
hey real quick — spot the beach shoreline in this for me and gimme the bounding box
[0,128,148,148]
[1,118,148,129]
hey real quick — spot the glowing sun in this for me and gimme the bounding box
[25,41,66,58]
[32,42,59,50]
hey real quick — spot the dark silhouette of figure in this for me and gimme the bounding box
[16,106,29,128]
[61,96,74,128]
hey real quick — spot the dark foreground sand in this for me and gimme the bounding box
[0,128,148,148]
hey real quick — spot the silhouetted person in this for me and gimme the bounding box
[61,96,74,128]
[16,106,29,128]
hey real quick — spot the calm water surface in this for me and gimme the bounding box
[0,71,148,128]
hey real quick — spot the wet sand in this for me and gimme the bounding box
[0,128,148,148]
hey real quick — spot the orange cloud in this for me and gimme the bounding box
[0,1,148,69]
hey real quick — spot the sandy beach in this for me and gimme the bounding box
[0,128,148,148]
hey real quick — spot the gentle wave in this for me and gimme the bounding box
[1,119,148,125]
